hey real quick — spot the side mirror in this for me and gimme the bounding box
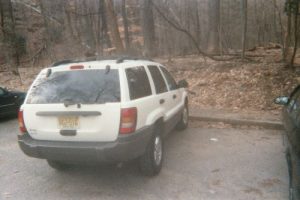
[178,80,189,88]
[274,96,289,105]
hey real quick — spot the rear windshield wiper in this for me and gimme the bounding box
[94,88,105,103]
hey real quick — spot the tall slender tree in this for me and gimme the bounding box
[141,0,155,56]
[121,0,130,50]
[104,0,124,53]
[208,0,220,54]
[241,0,248,60]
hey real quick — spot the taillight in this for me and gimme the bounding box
[18,110,27,134]
[119,107,137,134]
[70,65,84,70]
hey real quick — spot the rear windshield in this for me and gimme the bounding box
[27,69,120,104]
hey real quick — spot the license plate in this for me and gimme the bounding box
[58,116,79,129]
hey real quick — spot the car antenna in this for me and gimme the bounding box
[105,65,110,74]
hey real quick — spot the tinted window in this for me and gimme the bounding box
[288,88,300,112]
[160,66,177,90]
[291,94,300,122]
[27,69,120,104]
[0,88,4,96]
[148,65,168,94]
[126,66,152,100]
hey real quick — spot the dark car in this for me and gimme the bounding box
[275,86,300,200]
[0,87,26,118]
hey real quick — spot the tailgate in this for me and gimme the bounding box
[23,104,121,142]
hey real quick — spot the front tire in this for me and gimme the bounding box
[176,103,189,131]
[47,160,71,171]
[139,128,163,176]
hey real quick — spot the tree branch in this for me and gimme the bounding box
[150,0,238,61]
[11,0,63,26]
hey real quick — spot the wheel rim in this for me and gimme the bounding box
[182,107,188,125]
[154,136,162,166]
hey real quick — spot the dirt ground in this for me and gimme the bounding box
[158,48,300,114]
[1,48,299,114]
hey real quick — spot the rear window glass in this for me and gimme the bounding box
[126,66,152,100]
[27,69,120,104]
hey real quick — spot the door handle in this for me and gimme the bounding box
[160,99,165,104]
[173,94,177,99]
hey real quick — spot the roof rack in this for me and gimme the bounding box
[51,60,74,67]
[50,57,100,67]
[116,56,153,64]
[50,55,153,67]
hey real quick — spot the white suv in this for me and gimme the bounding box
[18,58,189,176]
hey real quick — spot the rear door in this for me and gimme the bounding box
[124,66,155,130]
[147,65,173,132]
[23,68,121,142]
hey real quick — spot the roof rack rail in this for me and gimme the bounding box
[116,56,153,64]
[50,55,153,67]
[50,57,100,67]
[51,60,74,67]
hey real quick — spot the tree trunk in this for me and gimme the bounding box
[39,0,55,61]
[208,0,220,54]
[284,0,292,64]
[82,0,96,55]
[99,0,111,49]
[273,0,286,62]
[241,0,247,60]
[290,2,299,67]
[121,0,130,50]
[63,1,76,40]
[141,0,155,57]
[104,0,124,54]
[0,0,20,68]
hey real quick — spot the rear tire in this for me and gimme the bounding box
[139,128,163,176]
[47,160,71,171]
[176,103,189,131]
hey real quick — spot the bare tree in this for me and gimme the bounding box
[284,0,292,64]
[290,0,299,67]
[121,0,130,50]
[241,0,248,60]
[140,0,155,56]
[104,0,124,53]
[208,0,220,54]
[99,0,111,49]
[0,0,20,71]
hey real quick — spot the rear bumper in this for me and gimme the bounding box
[18,126,154,163]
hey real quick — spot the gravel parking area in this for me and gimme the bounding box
[0,118,288,200]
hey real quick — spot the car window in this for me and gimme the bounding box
[288,88,300,113]
[148,65,168,94]
[27,69,120,104]
[0,88,4,96]
[291,95,300,122]
[126,66,152,100]
[160,66,177,90]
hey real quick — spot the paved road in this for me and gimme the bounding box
[0,118,288,200]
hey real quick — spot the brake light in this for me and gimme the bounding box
[70,65,84,70]
[18,110,27,134]
[119,107,137,134]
